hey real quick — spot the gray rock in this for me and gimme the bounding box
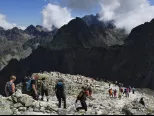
[14,103,23,108]
[19,95,34,107]
[57,109,67,115]
[18,107,27,112]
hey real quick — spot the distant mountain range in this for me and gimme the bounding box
[0,14,129,95]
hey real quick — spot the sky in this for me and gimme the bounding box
[0,0,154,33]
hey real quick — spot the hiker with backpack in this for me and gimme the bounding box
[40,77,49,101]
[75,86,88,112]
[5,76,16,97]
[23,75,39,100]
[55,79,66,109]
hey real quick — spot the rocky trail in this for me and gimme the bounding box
[0,72,154,115]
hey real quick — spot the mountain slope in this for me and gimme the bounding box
[0,25,56,70]
[49,17,126,50]
[1,72,154,115]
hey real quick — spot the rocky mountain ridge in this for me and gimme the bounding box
[0,72,154,115]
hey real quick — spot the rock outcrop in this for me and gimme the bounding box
[0,72,154,115]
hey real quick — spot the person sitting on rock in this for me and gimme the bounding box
[5,76,16,97]
[40,77,49,102]
[139,97,145,106]
[76,86,88,112]
[55,79,66,109]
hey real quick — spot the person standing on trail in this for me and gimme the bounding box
[40,77,49,102]
[114,89,117,98]
[55,79,66,109]
[76,86,88,112]
[109,88,113,97]
[132,87,135,94]
[5,76,16,97]
[126,88,129,97]
[31,75,39,100]
[129,86,131,93]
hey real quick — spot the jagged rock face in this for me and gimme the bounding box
[82,14,116,29]
[1,18,154,95]
[49,17,126,50]
[0,25,56,71]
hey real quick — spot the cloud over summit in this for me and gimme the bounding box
[0,14,26,30]
[43,0,154,33]
[42,3,73,31]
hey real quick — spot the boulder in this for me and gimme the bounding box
[14,103,23,108]
[122,100,149,115]
[0,97,13,115]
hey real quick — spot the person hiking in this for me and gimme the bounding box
[40,77,49,101]
[129,86,131,93]
[88,84,93,97]
[114,89,117,98]
[139,97,145,106]
[55,79,66,109]
[24,75,39,100]
[126,88,129,97]
[132,87,135,94]
[109,88,113,97]
[5,76,16,97]
[76,86,88,112]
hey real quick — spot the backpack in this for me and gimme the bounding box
[41,80,48,90]
[56,82,64,92]
[25,77,32,92]
[77,91,84,100]
[6,82,13,93]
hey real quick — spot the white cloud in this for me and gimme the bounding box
[42,3,73,31]
[99,0,154,33]
[0,13,26,30]
[59,0,101,12]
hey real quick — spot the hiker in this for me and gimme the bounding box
[88,84,92,97]
[31,75,39,100]
[139,97,145,106]
[76,86,88,112]
[40,77,49,101]
[24,75,39,100]
[5,76,16,97]
[109,88,113,97]
[126,88,129,97]
[132,87,135,94]
[123,88,127,95]
[55,79,66,109]
[114,89,117,98]
[118,90,122,99]
[129,86,131,93]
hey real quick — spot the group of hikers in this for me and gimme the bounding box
[108,83,135,99]
[5,75,93,112]
[4,75,145,113]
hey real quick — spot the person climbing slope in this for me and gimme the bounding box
[5,76,16,97]
[76,86,88,112]
[55,79,66,109]
[109,88,113,97]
